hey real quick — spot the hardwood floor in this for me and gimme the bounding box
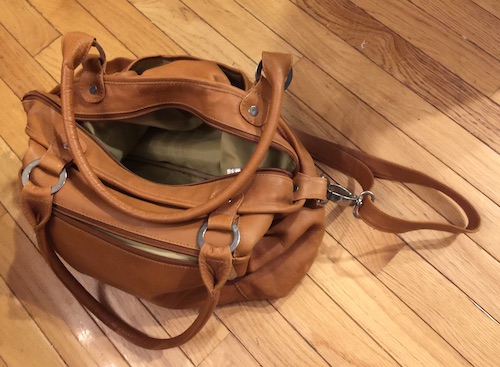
[0,0,498,366]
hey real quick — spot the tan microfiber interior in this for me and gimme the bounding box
[81,109,295,185]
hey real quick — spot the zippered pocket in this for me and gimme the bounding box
[48,209,204,300]
[53,208,199,265]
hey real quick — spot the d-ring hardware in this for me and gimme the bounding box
[255,60,293,90]
[197,222,241,253]
[21,158,67,194]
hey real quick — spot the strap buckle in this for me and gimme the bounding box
[319,176,375,218]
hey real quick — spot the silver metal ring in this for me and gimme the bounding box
[21,158,67,194]
[255,60,293,90]
[197,222,241,252]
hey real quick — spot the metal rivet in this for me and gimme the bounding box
[89,84,98,95]
[248,105,259,117]
[62,142,70,150]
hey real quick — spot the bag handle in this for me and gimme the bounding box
[21,181,224,350]
[293,129,480,233]
[60,32,292,223]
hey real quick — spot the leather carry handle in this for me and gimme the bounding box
[20,182,219,350]
[37,228,219,349]
[293,129,480,233]
[60,32,292,223]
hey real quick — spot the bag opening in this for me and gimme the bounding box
[80,109,295,185]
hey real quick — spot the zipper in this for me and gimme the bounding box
[53,206,199,264]
[23,91,299,165]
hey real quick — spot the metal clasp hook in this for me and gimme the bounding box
[319,176,375,218]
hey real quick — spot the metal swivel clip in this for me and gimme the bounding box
[318,176,375,218]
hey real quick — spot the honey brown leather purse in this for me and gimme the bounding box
[20,32,480,349]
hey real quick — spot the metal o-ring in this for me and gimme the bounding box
[255,60,293,90]
[21,158,67,194]
[196,222,241,253]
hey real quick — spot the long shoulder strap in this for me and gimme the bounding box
[293,129,480,233]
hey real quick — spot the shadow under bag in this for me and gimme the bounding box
[20,32,480,349]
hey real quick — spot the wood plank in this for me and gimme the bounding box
[274,276,399,366]
[0,0,59,55]
[0,275,66,367]
[470,0,500,18]
[0,23,55,98]
[0,79,29,158]
[283,92,500,320]
[348,0,500,96]
[377,247,500,367]
[287,58,500,257]
[311,235,472,367]
[407,0,500,59]
[75,0,185,56]
[0,137,34,243]
[71,274,195,367]
[144,303,229,365]
[216,300,330,367]
[130,0,255,76]
[491,87,500,104]
[291,0,500,154]
[182,0,303,63]
[198,334,260,367]
[0,211,130,367]
[29,0,135,60]
[34,37,66,81]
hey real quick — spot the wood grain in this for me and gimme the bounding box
[408,0,500,59]
[0,23,54,98]
[197,334,260,367]
[130,0,255,76]
[291,0,500,153]
[469,0,500,18]
[1,0,498,366]
[0,274,66,367]
[0,0,58,55]
[348,0,500,96]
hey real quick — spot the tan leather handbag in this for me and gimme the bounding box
[20,32,480,349]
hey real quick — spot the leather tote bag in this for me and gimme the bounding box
[20,32,480,349]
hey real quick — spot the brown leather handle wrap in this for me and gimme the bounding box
[293,129,480,233]
[60,32,292,223]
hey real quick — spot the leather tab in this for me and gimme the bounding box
[240,52,292,126]
[62,32,95,70]
[80,55,105,103]
[198,243,232,294]
[293,173,327,202]
[20,182,53,229]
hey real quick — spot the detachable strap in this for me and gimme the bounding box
[293,129,480,233]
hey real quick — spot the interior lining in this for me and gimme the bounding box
[81,109,295,185]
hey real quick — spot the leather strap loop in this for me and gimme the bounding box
[60,32,290,223]
[293,129,480,233]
